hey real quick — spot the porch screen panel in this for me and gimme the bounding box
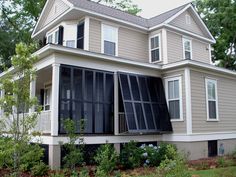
[118,73,172,133]
[59,65,114,134]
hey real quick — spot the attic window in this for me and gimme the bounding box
[185,14,191,25]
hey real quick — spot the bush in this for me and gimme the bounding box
[0,138,14,168]
[94,144,118,176]
[157,157,191,177]
[79,167,90,177]
[31,161,48,176]
[120,141,142,169]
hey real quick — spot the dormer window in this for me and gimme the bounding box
[102,24,118,56]
[183,38,192,60]
[55,30,59,44]
[47,34,53,44]
[46,26,63,45]
[150,34,161,63]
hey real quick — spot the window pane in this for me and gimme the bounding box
[61,67,71,100]
[152,104,160,129]
[208,81,216,100]
[209,101,216,119]
[73,69,82,101]
[66,40,75,48]
[77,39,84,49]
[95,104,103,133]
[55,31,59,44]
[84,71,93,101]
[151,36,159,49]
[169,100,180,119]
[174,80,179,99]
[104,41,116,56]
[139,77,149,101]
[103,26,117,42]
[84,103,93,133]
[104,104,113,133]
[184,41,190,51]
[144,104,155,129]
[168,81,174,99]
[185,51,191,59]
[124,102,137,130]
[48,34,53,43]
[95,72,104,102]
[151,49,160,62]
[72,101,82,133]
[135,103,146,130]
[120,74,131,100]
[77,22,84,49]
[130,76,140,101]
[147,77,158,102]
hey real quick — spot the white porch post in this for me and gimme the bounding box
[51,63,60,136]
[114,72,119,135]
[0,89,4,116]
[29,77,36,113]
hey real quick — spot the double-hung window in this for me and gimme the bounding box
[165,77,182,120]
[47,34,53,44]
[102,24,118,56]
[183,38,192,59]
[206,78,218,120]
[54,30,59,44]
[150,35,161,63]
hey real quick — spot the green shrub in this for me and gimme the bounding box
[0,138,14,168]
[217,157,226,167]
[94,144,118,176]
[50,172,66,177]
[31,161,48,176]
[157,157,191,177]
[79,167,90,177]
[120,141,142,169]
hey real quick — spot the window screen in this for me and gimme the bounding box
[206,79,218,119]
[59,65,114,134]
[77,22,84,49]
[118,73,172,133]
[150,35,160,62]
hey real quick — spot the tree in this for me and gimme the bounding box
[0,0,46,70]
[0,43,43,175]
[92,0,141,15]
[195,0,236,70]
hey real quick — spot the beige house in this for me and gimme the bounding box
[2,0,236,169]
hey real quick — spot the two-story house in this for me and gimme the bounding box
[2,0,236,169]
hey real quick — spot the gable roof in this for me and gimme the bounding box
[32,0,215,43]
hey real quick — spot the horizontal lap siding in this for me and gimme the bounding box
[89,19,101,53]
[119,27,149,62]
[192,40,210,64]
[167,31,183,63]
[162,70,186,134]
[191,70,236,133]
[170,10,205,37]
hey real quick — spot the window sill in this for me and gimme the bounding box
[171,119,184,122]
[150,60,162,64]
[206,119,219,122]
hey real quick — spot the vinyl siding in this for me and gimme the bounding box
[169,10,205,37]
[162,70,186,134]
[119,27,149,62]
[39,0,69,29]
[167,31,210,64]
[191,70,236,133]
[89,19,102,53]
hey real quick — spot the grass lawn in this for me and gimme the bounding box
[190,166,236,177]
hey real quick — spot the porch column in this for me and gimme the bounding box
[0,89,4,116]
[51,63,60,136]
[49,144,61,169]
[114,72,119,135]
[29,77,36,113]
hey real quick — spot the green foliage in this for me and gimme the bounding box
[195,0,236,70]
[217,157,226,168]
[79,167,90,177]
[30,161,48,176]
[94,144,118,176]
[0,137,14,168]
[120,141,142,169]
[50,172,66,177]
[92,0,141,15]
[62,118,85,170]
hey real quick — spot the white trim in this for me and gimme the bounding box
[149,33,162,63]
[162,28,168,64]
[165,24,215,43]
[101,24,119,57]
[205,78,219,121]
[61,0,74,7]
[84,16,90,51]
[182,37,192,60]
[114,72,119,135]
[209,44,213,65]
[165,76,183,121]
[185,67,192,134]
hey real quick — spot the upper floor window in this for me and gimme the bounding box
[47,34,53,44]
[77,21,84,49]
[183,38,192,59]
[54,30,59,44]
[46,26,63,45]
[102,24,118,56]
[165,77,183,121]
[205,78,218,121]
[150,34,161,63]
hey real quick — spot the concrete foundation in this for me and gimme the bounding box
[49,145,61,170]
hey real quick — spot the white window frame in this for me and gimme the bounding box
[43,83,52,111]
[182,38,192,60]
[46,28,59,44]
[165,76,183,121]
[185,14,191,25]
[101,24,118,56]
[149,34,162,63]
[54,30,59,44]
[205,78,219,121]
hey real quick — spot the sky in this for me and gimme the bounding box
[133,0,193,18]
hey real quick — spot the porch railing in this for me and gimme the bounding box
[34,111,51,134]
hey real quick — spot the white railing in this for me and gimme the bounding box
[34,111,51,134]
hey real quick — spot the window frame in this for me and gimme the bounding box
[101,24,118,56]
[165,76,183,121]
[46,28,59,44]
[182,38,192,60]
[149,34,162,63]
[205,78,219,121]
[43,83,52,111]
